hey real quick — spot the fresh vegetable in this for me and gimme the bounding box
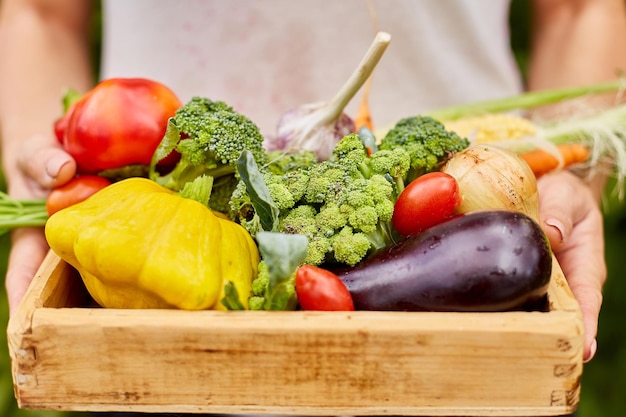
[0,193,48,236]
[442,144,540,220]
[357,126,379,156]
[233,116,469,266]
[248,232,309,311]
[420,80,626,191]
[45,176,260,310]
[295,265,354,311]
[0,176,112,234]
[248,261,271,310]
[444,113,537,144]
[231,134,404,267]
[392,171,461,236]
[424,79,624,122]
[378,115,470,186]
[59,78,182,174]
[531,103,626,192]
[149,96,266,214]
[520,143,590,178]
[269,32,390,160]
[336,210,553,312]
[45,175,111,215]
[354,76,375,132]
[443,112,594,177]
[446,113,592,177]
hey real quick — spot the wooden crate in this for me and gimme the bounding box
[7,250,583,416]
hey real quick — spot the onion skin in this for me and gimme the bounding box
[336,210,552,312]
[442,144,540,220]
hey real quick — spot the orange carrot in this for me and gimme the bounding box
[354,76,374,132]
[355,0,379,132]
[519,143,590,178]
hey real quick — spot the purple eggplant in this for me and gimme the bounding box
[336,210,552,312]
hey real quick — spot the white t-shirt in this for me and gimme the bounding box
[101,0,521,137]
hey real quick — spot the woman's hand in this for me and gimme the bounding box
[537,170,607,362]
[4,133,76,312]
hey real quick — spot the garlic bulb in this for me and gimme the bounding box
[442,144,540,220]
[268,31,391,161]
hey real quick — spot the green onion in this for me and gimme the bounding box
[0,191,47,236]
[426,79,625,121]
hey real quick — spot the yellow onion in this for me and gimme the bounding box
[442,144,539,220]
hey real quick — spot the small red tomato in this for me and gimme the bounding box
[46,175,111,216]
[392,171,461,236]
[295,265,355,311]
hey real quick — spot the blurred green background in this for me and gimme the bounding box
[1,1,626,416]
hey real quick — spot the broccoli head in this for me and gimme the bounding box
[379,115,470,182]
[248,260,269,311]
[231,134,403,267]
[265,149,318,175]
[149,96,266,212]
[330,226,372,266]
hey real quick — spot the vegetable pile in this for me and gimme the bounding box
[3,68,626,314]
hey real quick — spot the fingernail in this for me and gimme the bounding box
[545,218,565,244]
[584,338,597,363]
[46,155,71,179]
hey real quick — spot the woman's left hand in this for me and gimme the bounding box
[537,170,607,362]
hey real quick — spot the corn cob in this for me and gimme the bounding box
[444,113,537,143]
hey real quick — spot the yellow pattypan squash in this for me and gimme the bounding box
[45,177,259,310]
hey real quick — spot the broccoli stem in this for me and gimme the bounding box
[156,162,236,193]
[392,175,405,195]
[206,164,236,179]
[358,161,374,179]
[365,221,398,252]
[177,175,214,207]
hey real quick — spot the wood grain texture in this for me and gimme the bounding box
[7,251,583,416]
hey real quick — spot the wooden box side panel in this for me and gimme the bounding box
[547,255,581,314]
[8,252,583,416]
[7,251,88,396]
[12,307,582,416]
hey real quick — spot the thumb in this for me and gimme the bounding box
[17,134,76,189]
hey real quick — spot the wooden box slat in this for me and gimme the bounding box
[8,250,583,416]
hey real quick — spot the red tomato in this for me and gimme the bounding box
[46,176,111,216]
[62,78,182,174]
[295,265,355,311]
[392,171,461,236]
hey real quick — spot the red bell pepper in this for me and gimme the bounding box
[56,78,182,174]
